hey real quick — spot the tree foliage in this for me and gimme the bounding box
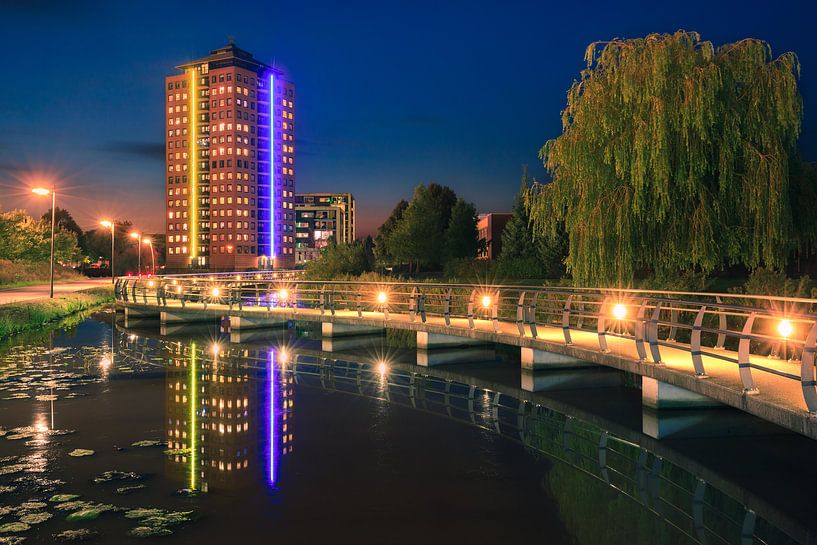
[377,183,477,272]
[303,239,375,280]
[527,31,813,286]
[444,199,478,261]
[499,168,567,279]
[0,209,82,263]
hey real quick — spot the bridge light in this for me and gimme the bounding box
[377,291,388,305]
[147,280,155,288]
[481,295,492,309]
[255,273,262,280]
[211,287,221,297]
[613,303,627,320]
[176,286,182,294]
[210,343,220,356]
[278,288,289,301]
[778,319,793,338]
[377,361,388,375]
[99,355,111,369]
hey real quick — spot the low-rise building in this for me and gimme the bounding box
[477,213,512,260]
[294,192,355,264]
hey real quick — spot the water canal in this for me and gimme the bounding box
[0,308,814,544]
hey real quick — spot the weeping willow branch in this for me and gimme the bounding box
[529,30,810,286]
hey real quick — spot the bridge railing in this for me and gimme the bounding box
[114,275,817,414]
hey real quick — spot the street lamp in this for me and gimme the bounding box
[32,187,56,298]
[100,220,115,283]
[129,232,141,275]
[143,238,155,275]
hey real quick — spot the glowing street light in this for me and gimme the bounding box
[613,303,627,321]
[31,187,56,298]
[100,220,115,283]
[278,288,289,301]
[129,232,142,275]
[211,287,221,298]
[377,291,388,305]
[143,238,155,276]
[778,319,793,339]
[481,295,492,309]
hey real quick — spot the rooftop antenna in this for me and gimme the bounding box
[227,35,236,45]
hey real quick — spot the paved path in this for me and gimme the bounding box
[0,278,111,305]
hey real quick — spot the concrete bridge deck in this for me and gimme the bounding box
[117,292,817,440]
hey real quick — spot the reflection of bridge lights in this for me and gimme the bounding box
[176,286,183,294]
[100,355,112,369]
[481,295,492,308]
[128,334,137,342]
[211,287,221,297]
[147,280,155,288]
[377,361,388,375]
[613,303,627,320]
[278,288,289,301]
[778,319,793,338]
[377,291,388,305]
[279,349,289,365]
[210,343,220,356]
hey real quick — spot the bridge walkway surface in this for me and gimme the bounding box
[120,297,815,439]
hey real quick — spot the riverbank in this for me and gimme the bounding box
[0,286,113,340]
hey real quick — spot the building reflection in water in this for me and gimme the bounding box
[164,341,293,492]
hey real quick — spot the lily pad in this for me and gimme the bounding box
[17,502,46,512]
[65,504,115,522]
[114,485,145,495]
[131,440,163,448]
[53,501,93,512]
[0,536,26,544]
[0,487,16,495]
[0,467,25,477]
[162,448,190,456]
[19,512,51,524]
[141,511,193,527]
[92,471,142,484]
[48,495,80,503]
[53,528,99,542]
[124,508,163,519]
[67,450,94,458]
[127,526,173,538]
[0,523,29,533]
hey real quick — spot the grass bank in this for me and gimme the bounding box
[0,286,113,340]
[0,259,83,289]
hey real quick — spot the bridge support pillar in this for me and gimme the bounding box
[322,335,382,352]
[520,347,594,371]
[642,377,723,410]
[417,347,496,367]
[124,306,159,327]
[322,322,383,338]
[417,331,482,350]
[230,315,288,332]
[160,310,215,325]
[521,368,622,392]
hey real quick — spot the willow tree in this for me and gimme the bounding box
[527,31,811,286]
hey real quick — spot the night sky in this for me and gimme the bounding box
[1,0,815,237]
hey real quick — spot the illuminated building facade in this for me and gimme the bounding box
[164,342,293,492]
[165,43,296,272]
[294,193,355,264]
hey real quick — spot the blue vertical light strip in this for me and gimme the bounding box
[269,73,277,261]
[269,350,277,485]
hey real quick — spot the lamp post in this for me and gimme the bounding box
[143,238,155,275]
[32,187,56,298]
[130,232,141,275]
[100,220,115,283]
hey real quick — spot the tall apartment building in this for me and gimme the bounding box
[293,193,355,263]
[165,43,296,272]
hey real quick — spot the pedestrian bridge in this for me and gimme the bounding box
[114,272,817,440]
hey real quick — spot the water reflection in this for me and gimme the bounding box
[163,342,294,493]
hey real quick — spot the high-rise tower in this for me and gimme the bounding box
[165,43,295,271]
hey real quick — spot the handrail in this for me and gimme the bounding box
[114,273,817,416]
